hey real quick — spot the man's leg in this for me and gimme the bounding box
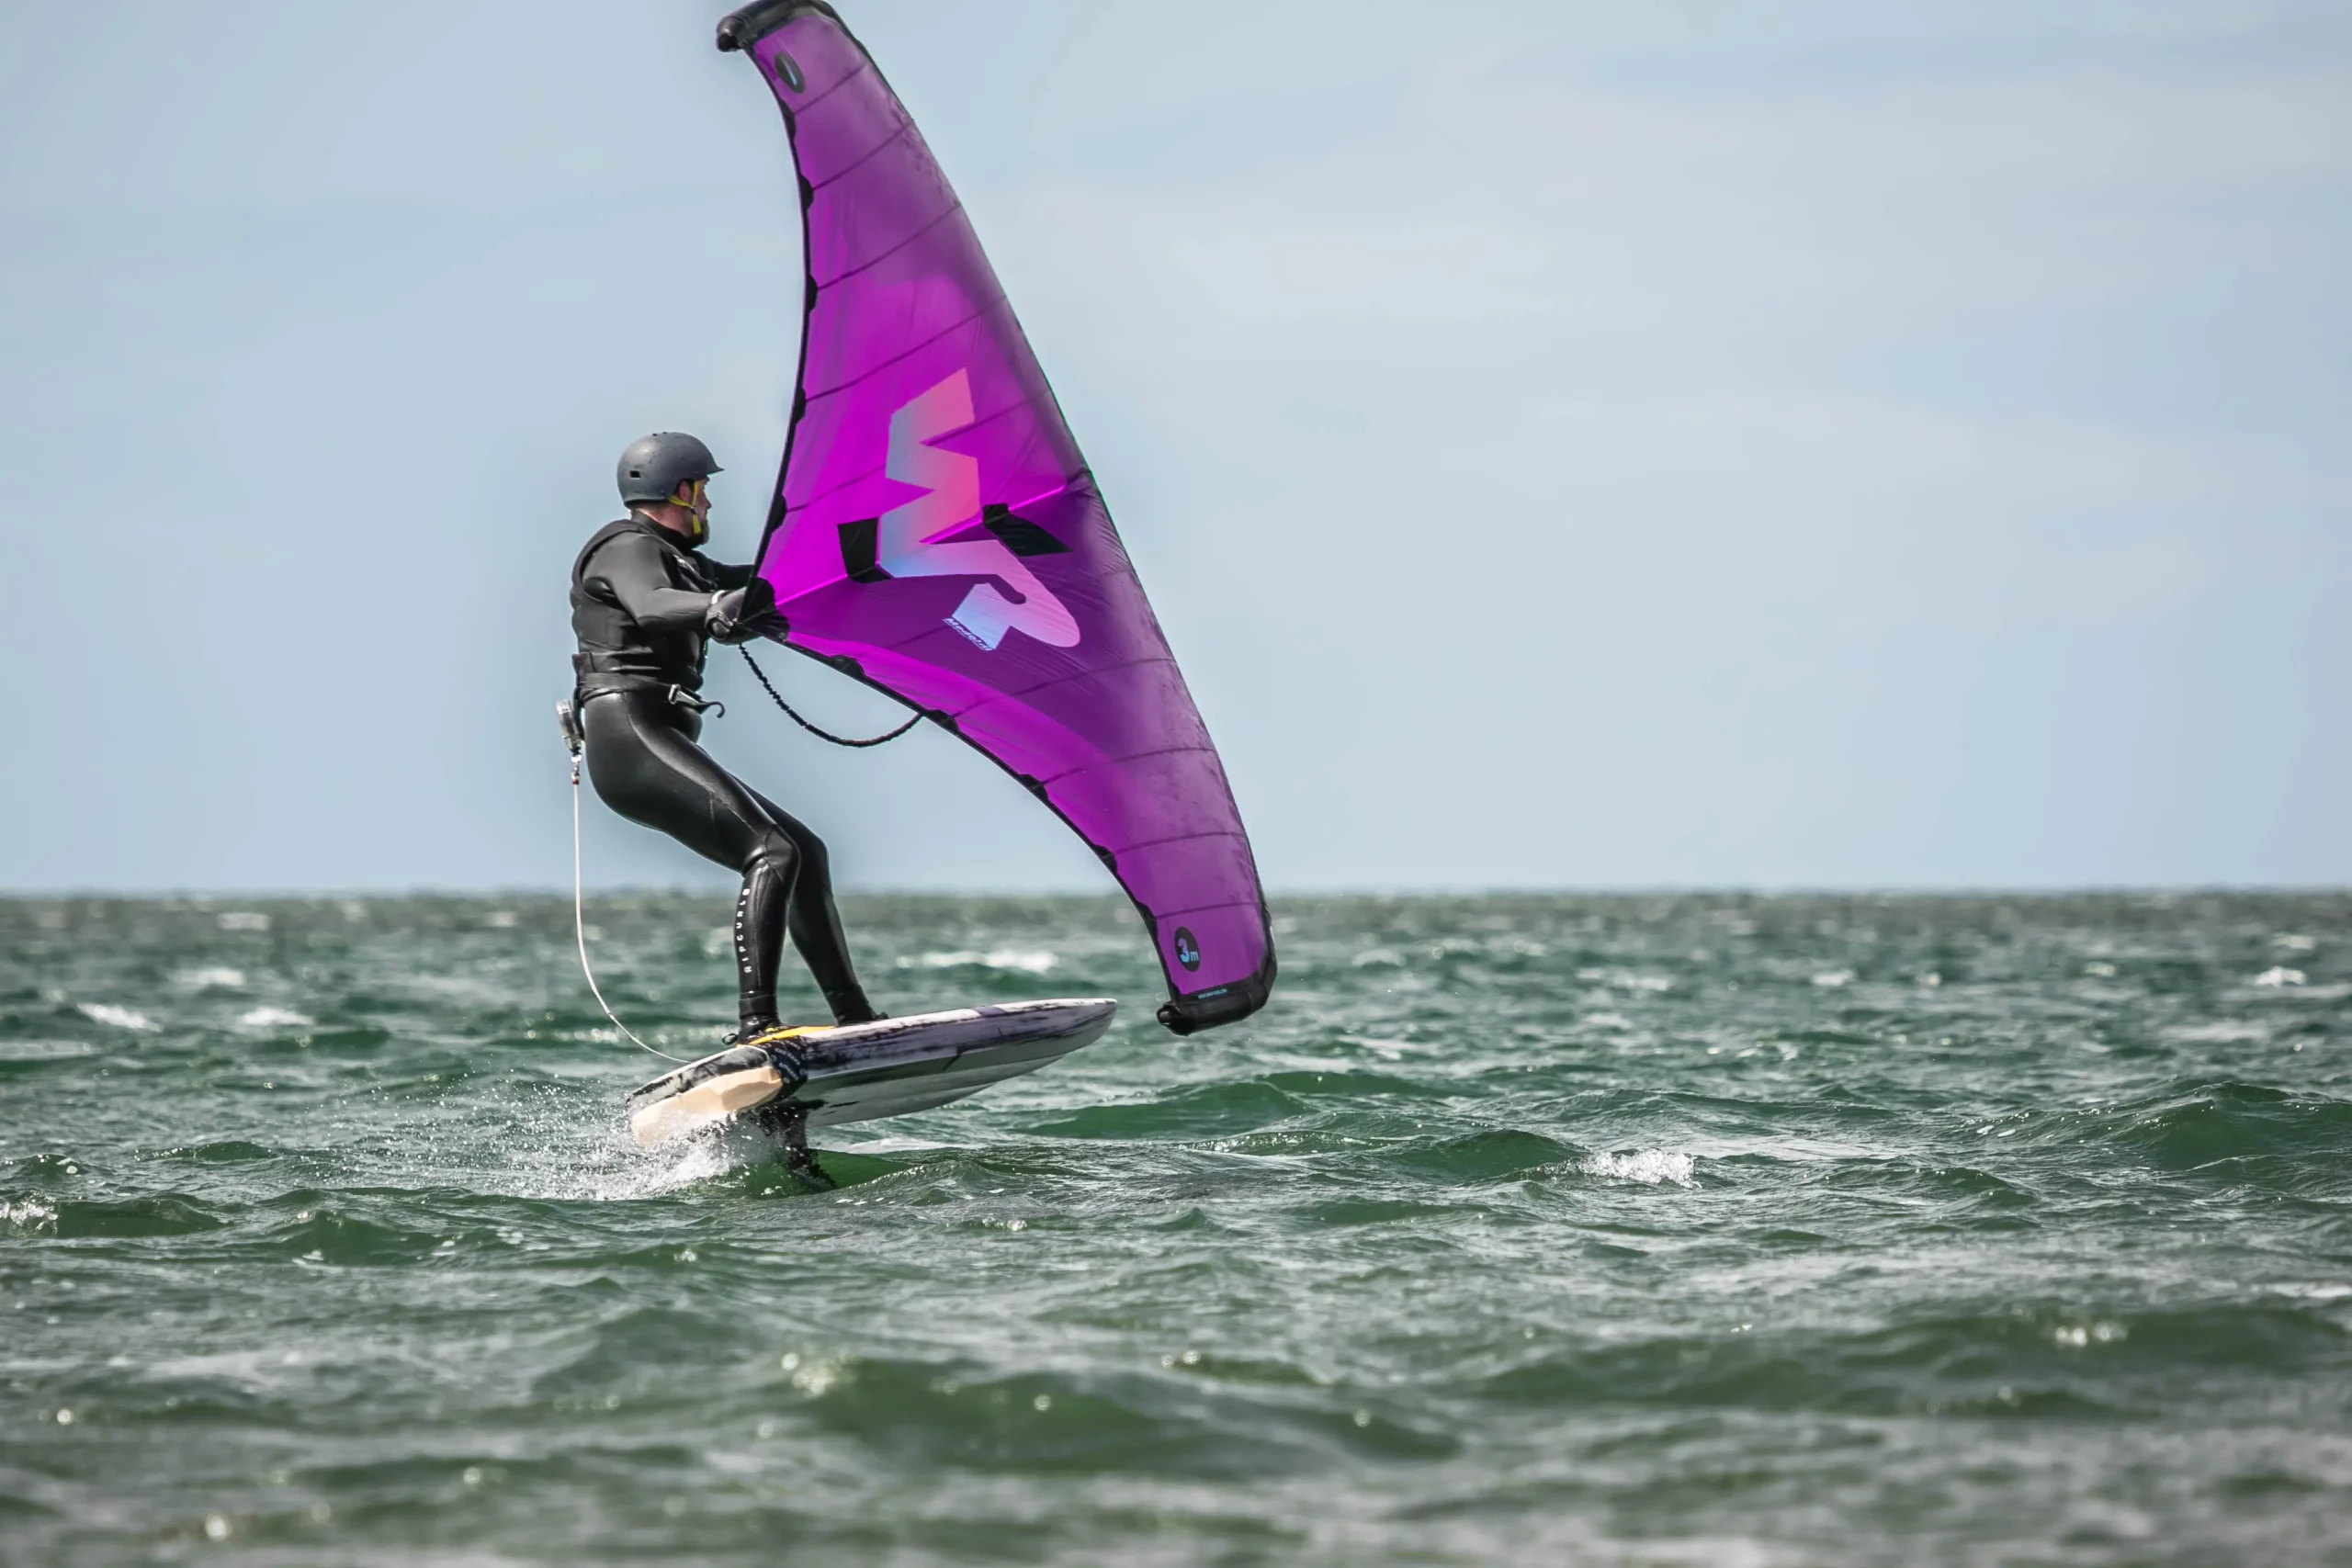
[582,692,805,1030]
[746,787,881,1026]
[730,839,798,1031]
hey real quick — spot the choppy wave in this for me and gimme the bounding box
[0,892,2346,1565]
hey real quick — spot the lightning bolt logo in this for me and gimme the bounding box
[837,370,1080,652]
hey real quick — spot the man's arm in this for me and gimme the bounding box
[582,532,718,635]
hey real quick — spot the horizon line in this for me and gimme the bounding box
[3,884,2347,902]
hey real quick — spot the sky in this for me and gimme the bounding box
[1,0,2346,894]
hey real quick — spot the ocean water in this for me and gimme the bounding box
[2,893,2349,1566]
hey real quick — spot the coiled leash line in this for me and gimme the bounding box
[739,648,922,748]
[560,700,690,1066]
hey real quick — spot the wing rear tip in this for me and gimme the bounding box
[717,0,833,52]
[1156,960,1276,1036]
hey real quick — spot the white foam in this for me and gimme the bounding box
[2253,966,2307,988]
[2267,1282,2352,1302]
[2162,1021,2268,1043]
[567,1118,789,1201]
[0,1199,57,1232]
[236,1008,315,1030]
[175,967,246,991]
[1586,1149,1698,1187]
[78,1003,157,1032]
[216,911,272,933]
[1812,970,1855,988]
[643,1137,740,1192]
[1579,968,1672,992]
[900,949,1059,975]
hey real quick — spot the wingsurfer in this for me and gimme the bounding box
[569,433,882,1044]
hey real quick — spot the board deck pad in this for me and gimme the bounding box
[625,998,1117,1149]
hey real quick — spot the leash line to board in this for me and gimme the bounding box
[563,703,691,1065]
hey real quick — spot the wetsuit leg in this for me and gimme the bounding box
[743,785,879,1025]
[731,850,793,1030]
[581,691,875,1027]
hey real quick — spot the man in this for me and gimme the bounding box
[571,432,882,1046]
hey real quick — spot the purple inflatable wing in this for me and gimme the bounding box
[715,2,1273,1034]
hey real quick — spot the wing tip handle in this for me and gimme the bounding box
[1156,960,1276,1037]
[716,0,837,52]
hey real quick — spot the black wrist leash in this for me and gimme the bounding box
[738,648,923,749]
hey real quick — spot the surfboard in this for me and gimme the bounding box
[624,998,1117,1150]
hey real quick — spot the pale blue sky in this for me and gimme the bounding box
[2,0,2346,892]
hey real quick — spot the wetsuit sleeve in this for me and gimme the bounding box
[708,560,758,589]
[582,532,716,635]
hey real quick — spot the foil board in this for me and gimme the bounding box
[625,998,1117,1149]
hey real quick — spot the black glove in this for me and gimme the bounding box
[707,578,786,645]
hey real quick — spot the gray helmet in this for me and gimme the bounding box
[616,433,723,506]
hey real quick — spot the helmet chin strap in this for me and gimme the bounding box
[632,479,710,544]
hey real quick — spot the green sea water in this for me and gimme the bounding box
[3,893,2349,1565]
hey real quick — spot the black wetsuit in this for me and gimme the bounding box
[571,514,876,1030]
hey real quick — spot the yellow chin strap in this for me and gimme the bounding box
[674,478,709,545]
